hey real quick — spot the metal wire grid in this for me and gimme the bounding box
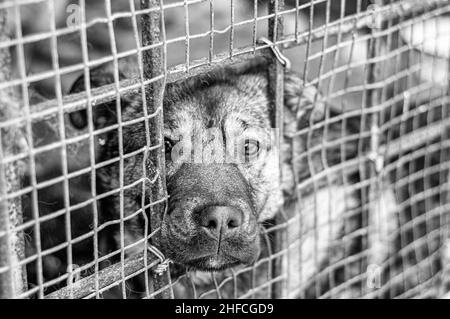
[0,0,448,299]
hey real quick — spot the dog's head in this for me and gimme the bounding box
[68,58,290,271]
[160,61,283,270]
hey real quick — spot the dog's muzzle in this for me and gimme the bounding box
[161,163,260,271]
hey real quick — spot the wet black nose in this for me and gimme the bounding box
[198,206,243,237]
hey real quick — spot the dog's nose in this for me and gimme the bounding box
[198,206,243,237]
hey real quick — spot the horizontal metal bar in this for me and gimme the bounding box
[0,51,260,130]
[44,250,159,299]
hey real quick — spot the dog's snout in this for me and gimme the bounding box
[198,206,243,237]
[164,164,259,269]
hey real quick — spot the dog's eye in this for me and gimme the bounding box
[164,137,175,152]
[244,139,260,157]
[164,137,173,149]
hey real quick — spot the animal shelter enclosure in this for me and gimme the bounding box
[0,0,449,299]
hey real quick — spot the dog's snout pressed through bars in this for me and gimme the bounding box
[0,0,449,299]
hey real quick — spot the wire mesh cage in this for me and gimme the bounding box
[0,0,449,299]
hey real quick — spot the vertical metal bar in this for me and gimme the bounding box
[365,0,385,298]
[252,0,257,54]
[12,2,43,299]
[184,0,190,71]
[48,0,73,298]
[0,7,27,298]
[78,0,101,299]
[140,0,171,299]
[439,1,450,298]
[229,0,235,58]
[267,0,285,299]
[209,0,214,64]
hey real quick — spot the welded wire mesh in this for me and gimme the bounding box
[0,0,449,299]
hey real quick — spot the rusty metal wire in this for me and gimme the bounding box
[0,0,449,299]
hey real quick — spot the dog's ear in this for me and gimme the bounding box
[68,67,126,130]
[283,71,326,131]
[283,71,362,134]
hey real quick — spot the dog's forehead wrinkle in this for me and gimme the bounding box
[164,74,272,143]
[165,107,205,138]
[223,97,271,130]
